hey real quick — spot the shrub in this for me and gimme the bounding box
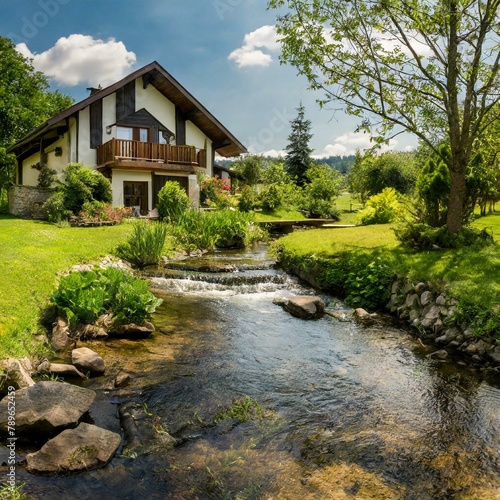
[52,267,162,326]
[238,185,258,212]
[357,188,403,225]
[114,220,167,269]
[157,181,191,222]
[73,201,132,225]
[43,163,112,221]
[394,221,494,250]
[302,164,343,218]
[37,165,58,188]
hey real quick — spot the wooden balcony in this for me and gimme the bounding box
[97,138,206,173]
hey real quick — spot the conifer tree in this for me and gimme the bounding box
[284,103,313,185]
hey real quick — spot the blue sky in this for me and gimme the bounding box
[0,0,416,157]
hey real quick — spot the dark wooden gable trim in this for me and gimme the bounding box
[116,80,136,122]
[175,106,186,145]
[89,99,103,149]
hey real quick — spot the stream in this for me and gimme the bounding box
[15,244,500,499]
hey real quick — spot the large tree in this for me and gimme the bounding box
[268,0,500,233]
[285,103,314,185]
[0,37,74,192]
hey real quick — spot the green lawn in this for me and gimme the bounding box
[274,214,500,313]
[0,216,131,358]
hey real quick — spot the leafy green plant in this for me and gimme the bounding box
[453,299,500,339]
[43,163,112,222]
[115,220,167,269]
[394,221,494,250]
[111,280,163,325]
[51,267,162,326]
[157,181,191,222]
[301,164,343,218]
[238,185,257,212]
[37,164,58,188]
[357,188,403,225]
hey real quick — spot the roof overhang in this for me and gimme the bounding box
[8,61,247,158]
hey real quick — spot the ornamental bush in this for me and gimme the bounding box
[356,188,403,225]
[43,163,112,222]
[157,181,191,222]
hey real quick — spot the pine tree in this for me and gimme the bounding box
[284,103,313,185]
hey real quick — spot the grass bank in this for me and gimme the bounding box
[0,216,131,358]
[272,214,500,336]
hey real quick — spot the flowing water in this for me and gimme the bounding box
[14,245,500,499]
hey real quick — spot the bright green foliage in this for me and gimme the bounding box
[214,395,267,423]
[301,164,342,218]
[238,185,258,212]
[284,103,313,185]
[200,175,231,207]
[52,267,162,326]
[416,146,451,227]
[232,155,265,186]
[157,181,191,222]
[44,163,112,222]
[349,151,419,202]
[357,188,402,225]
[394,222,493,250]
[0,37,73,147]
[115,220,167,269]
[259,183,286,211]
[168,208,264,252]
[37,165,58,188]
[261,160,290,185]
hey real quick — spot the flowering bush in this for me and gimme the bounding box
[200,175,231,207]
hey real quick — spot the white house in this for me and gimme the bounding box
[7,61,246,217]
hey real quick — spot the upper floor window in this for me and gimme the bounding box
[116,126,149,142]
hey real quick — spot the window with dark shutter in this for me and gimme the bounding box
[89,99,102,149]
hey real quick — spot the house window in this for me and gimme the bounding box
[123,181,148,215]
[116,126,149,142]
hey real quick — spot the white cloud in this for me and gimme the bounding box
[316,131,399,157]
[16,34,137,87]
[228,25,279,68]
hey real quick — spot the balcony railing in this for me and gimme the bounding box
[97,138,206,169]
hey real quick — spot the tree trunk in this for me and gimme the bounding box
[446,168,467,234]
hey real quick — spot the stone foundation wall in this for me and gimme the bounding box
[387,279,500,366]
[8,185,53,219]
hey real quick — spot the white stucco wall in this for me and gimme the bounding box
[69,117,78,164]
[21,153,41,186]
[111,170,152,210]
[78,107,97,166]
[135,78,176,135]
[186,121,213,176]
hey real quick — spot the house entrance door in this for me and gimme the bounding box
[123,181,148,215]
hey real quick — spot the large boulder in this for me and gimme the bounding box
[71,348,105,375]
[0,381,95,435]
[26,423,121,473]
[280,296,325,320]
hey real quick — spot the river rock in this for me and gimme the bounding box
[37,360,86,379]
[281,296,325,320]
[114,371,131,387]
[0,381,95,435]
[428,349,449,360]
[420,291,434,306]
[0,358,35,391]
[26,422,121,473]
[111,321,155,338]
[353,308,374,323]
[50,318,75,353]
[78,324,108,341]
[72,347,105,375]
[487,345,500,364]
